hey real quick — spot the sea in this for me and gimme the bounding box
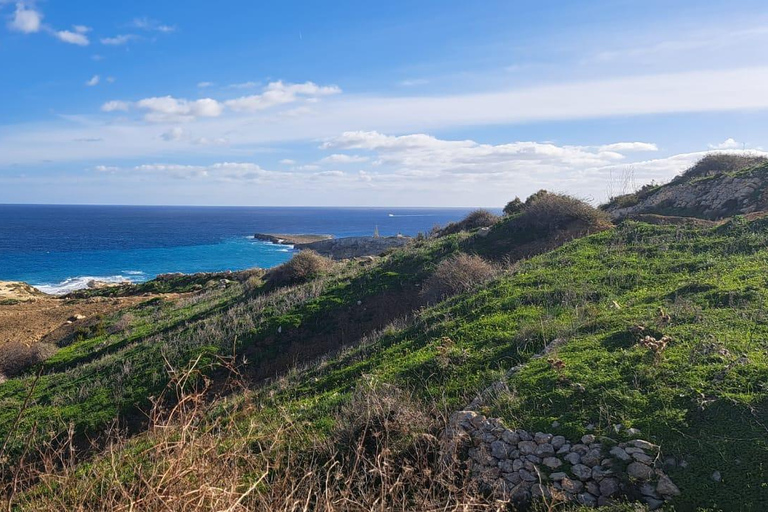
[0,205,481,294]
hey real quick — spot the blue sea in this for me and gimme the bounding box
[0,205,480,294]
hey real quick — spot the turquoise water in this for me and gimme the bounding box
[0,205,480,293]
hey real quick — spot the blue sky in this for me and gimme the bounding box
[2,0,768,206]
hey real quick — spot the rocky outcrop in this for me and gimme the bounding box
[254,233,333,245]
[295,236,411,259]
[443,411,681,510]
[605,162,768,221]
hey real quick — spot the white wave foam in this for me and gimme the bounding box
[35,275,136,295]
[122,270,146,276]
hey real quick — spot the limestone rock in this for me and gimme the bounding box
[656,474,681,497]
[609,446,632,461]
[564,452,581,465]
[599,477,620,497]
[627,462,654,480]
[560,477,584,494]
[518,440,538,455]
[571,464,592,481]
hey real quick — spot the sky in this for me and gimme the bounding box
[2,0,768,207]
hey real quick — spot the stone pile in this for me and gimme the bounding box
[444,410,681,509]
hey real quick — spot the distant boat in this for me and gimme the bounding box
[388,213,395,217]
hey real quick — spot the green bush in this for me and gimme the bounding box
[513,191,611,233]
[503,197,523,216]
[437,209,500,236]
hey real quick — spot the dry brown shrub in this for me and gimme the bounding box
[0,342,54,378]
[266,250,333,287]
[421,253,498,304]
[3,363,497,511]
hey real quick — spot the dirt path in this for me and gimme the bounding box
[0,282,171,347]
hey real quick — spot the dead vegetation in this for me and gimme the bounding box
[0,342,54,378]
[421,253,498,304]
[1,360,503,511]
[266,250,334,287]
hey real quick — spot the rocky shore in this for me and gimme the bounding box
[254,233,333,245]
[255,232,412,259]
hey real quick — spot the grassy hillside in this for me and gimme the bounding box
[2,195,767,510]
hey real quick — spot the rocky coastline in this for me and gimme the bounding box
[255,232,412,259]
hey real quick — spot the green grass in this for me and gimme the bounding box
[4,217,768,510]
[234,218,768,510]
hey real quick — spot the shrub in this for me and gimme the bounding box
[503,197,523,216]
[675,153,768,182]
[512,191,611,233]
[266,250,333,286]
[0,342,54,377]
[437,209,500,236]
[421,253,498,303]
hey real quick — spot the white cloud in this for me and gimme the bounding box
[161,126,184,141]
[398,79,429,87]
[55,29,90,46]
[131,17,175,33]
[319,153,369,164]
[73,25,90,33]
[314,170,345,177]
[101,34,138,45]
[85,75,100,87]
[599,142,658,152]
[295,164,322,171]
[197,82,214,88]
[115,162,289,182]
[94,165,119,172]
[709,138,743,150]
[225,81,341,112]
[227,81,260,89]
[8,2,42,33]
[101,100,130,112]
[323,131,629,176]
[135,96,224,122]
[192,136,228,146]
[279,159,296,165]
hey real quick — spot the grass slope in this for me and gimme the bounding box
[4,216,768,510]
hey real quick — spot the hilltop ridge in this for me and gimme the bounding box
[603,153,768,220]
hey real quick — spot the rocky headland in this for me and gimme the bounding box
[256,232,411,259]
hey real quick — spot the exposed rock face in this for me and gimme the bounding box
[295,236,411,259]
[605,164,768,220]
[443,410,681,510]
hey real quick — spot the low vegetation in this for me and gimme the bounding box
[436,208,500,236]
[421,253,498,304]
[265,250,334,286]
[2,177,768,510]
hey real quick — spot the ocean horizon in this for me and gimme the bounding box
[0,204,483,294]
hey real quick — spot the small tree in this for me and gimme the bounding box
[503,197,523,216]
